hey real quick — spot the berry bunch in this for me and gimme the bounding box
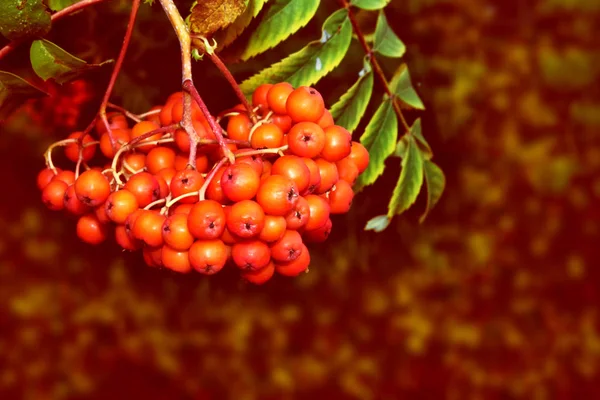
[37,83,369,284]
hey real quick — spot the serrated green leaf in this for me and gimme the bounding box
[189,0,248,37]
[0,0,51,41]
[240,8,352,95]
[216,0,268,50]
[373,10,405,58]
[0,71,47,121]
[419,160,445,223]
[387,135,424,218]
[350,0,391,10]
[389,64,425,110]
[240,0,319,60]
[364,214,391,232]
[30,39,113,84]
[394,135,409,158]
[355,98,398,191]
[408,118,432,159]
[46,0,78,12]
[330,71,373,133]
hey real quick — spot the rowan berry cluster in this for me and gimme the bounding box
[37,83,369,284]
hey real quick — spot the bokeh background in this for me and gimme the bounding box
[2,0,600,398]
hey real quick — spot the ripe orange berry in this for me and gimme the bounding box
[321,125,352,162]
[336,157,359,185]
[96,112,128,134]
[105,189,139,224]
[174,153,209,173]
[304,194,330,231]
[241,261,275,285]
[123,153,146,172]
[287,122,326,158]
[250,123,284,149]
[187,200,227,240]
[302,158,321,195]
[162,213,194,251]
[76,213,109,245]
[348,141,370,173]
[161,246,192,273]
[156,167,177,187]
[314,158,339,194]
[124,172,161,208]
[285,196,310,230]
[232,240,271,271]
[275,244,310,276]
[317,109,334,129]
[124,208,144,240]
[144,105,162,125]
[303,218,332,243]
[74,170,111,207]
[146,146,176,174]
[235,151,264,176]
[143,246,163,267]
[99,128,130,158]
[271,113,293,133]
[42,180,68,211]
[267,82,294,114]
[261,159,272,180]
[206,166,228,203]
[65,132,96,162]
[155,174,170,199]
[63,184,90,215]
[115,224,142,251]
[174,120,209,153]
[227,200,265,238]
[271,155,311,193]
[52,170,76,186]
[329,180,354,214]
[37,168,60,190]
[270,230,303,262]
[221,163,261,202]
[189,239,228,275]
[252,83,273,114]
[286,86,325,123]
[130,120,162,153]
[259,215,287,243]
[95,202,111,224]
[171,203,194,216]
[170,169,205,204]
[227,113,252,141]
[256,175,299,216]
[132,210,165,247]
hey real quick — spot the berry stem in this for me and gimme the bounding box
[107,102,142,122]
[248,111,273,143]
[234,145,288,158]
[165,191,201,208]
[144,198,167,210]
[138,108,161,119]
[198,157,228,201]
[0,0,109,61]
[206,51,257,123]
[341,0,411,133]
[110,125,178,173]
[43,138,98,173]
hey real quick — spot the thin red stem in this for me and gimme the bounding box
[126,124,178,147]
[199,157,228,201]
[0,0,109,62]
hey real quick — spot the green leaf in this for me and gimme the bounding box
[0,0,51,41]
[240,8,352,95]
[387,134,424,218]
[0,71,47,121]
[408,118,432,159]
[240,0,319,60]
[419,160,445,223]
[355,97,398,191]
[330,70,373,133]
[30,39,113,84]
[350,0,391,10]
[373,10,405,58]
[216,0,268,50]
[46,0,78,12]
[189,0,248,37]
[389,64,425,110]
[364,214,391,232]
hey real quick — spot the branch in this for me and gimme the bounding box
[342,0,411,133]
[0,0,109,62]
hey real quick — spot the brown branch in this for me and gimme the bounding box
[342,0,411,133]
[0,0,109,62]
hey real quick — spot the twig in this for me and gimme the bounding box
[341,0,411,133]
[107,102,142,122]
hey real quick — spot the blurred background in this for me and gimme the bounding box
[1,0,600,398]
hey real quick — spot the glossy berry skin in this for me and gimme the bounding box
[302,158,321,195]
[336,157,359,185]
[287,122,326,159]
[321,125,352,162]
[161,246,192,273]
[63,185,90,216]
[105,189,139,224]
[271,155,311,194]
[132,210,165,248]
[65,131,96,162]
[125,172,161,208]
[316,109,334,129]
[171,203,194,216]
[252,83,273,114]
[76,213,108,245]
[130,120,162,153]
[206,166,228,204]
[348,141,370,173]
[314,158,339,194]
[143,246,163,267]
[162,213,195,251]
[232,240,271,271]
[124,153,146,172]
[275,244,310,276]
[227,113,252,141]
[156,167,177,187]
[124,209,144,240]
[235,151,264,176]
[227,200,265,238]
[250,123,284,149]
[221,163,261,202]
[115,224,142,251]
[286,86,325,123]
[96,112,128,134]
[42,180,69,211]
[189,239,228,275]
[270,230,303,262]
[328,180,354,214]
[37,168,60,190]
[170,169,205,204]
[99,128,130,158]
[187,200,227,240]
[303,218,332,243]
[266,82,294,115]
[259,215,287,243]
[146,146,176,174]
[256,175,299,216]
[304,194,330,231]
[241,261,275,285]
[155,174,170,199]
[95,203,111,224]
[271,113,293,133]
[285,196,310,230]
[52,170,76,186]
[74,170,111,207]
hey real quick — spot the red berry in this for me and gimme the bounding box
[76,213,109,245]
[232,240,271,271]
[189,239,228,275]
[74,170,111,207]
[187,200,227,240]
